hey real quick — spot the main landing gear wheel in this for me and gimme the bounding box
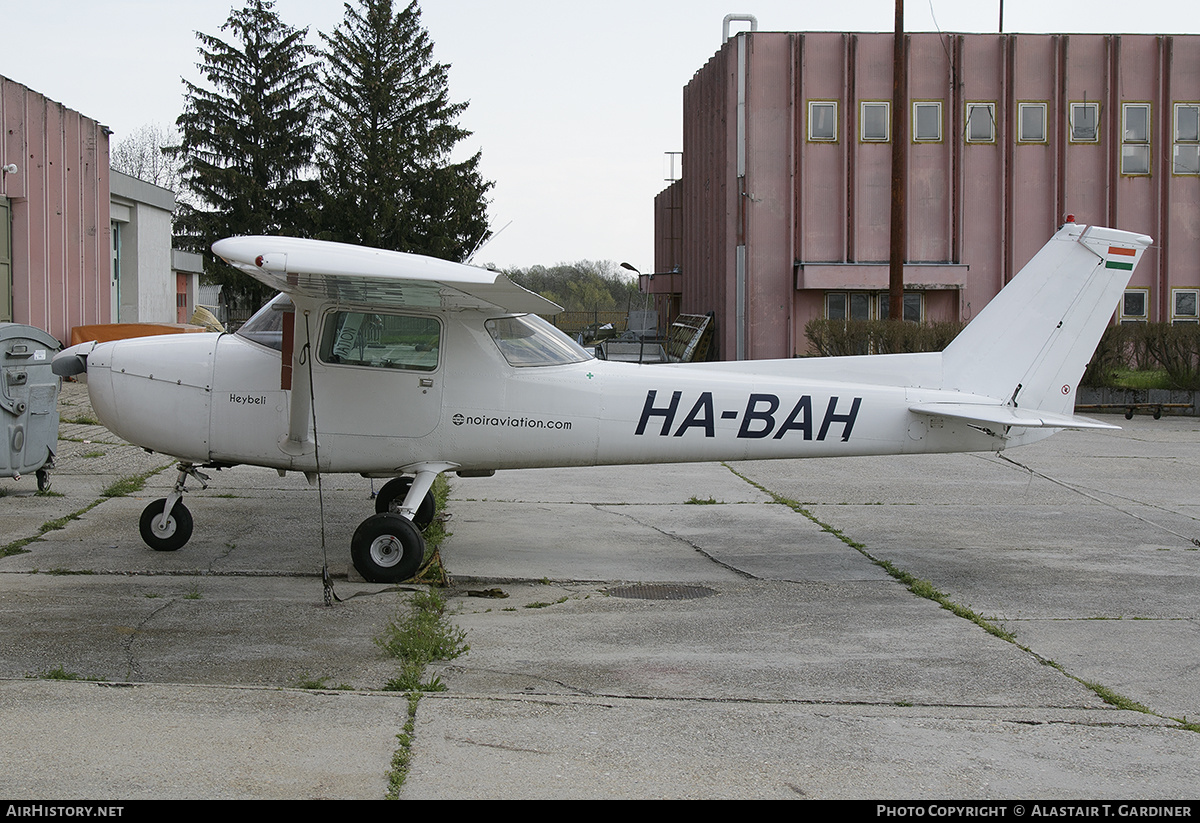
[351,513,426,583]
[139,498,194,552]
[374,476,436,529]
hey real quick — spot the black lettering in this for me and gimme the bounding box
[673,392,715,437]
[635,390,681,436]
[772,395,813,440]
[817,396,862,442]
[737,394,779,439]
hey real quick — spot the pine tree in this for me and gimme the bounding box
[319,0,491,260]
[172,0,320,308]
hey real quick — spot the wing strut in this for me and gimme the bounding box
[280,309,315,456]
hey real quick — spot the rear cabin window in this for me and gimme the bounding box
[319,311,440,371]
[486,314,593,367]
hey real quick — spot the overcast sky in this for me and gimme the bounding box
[2,1,1194,270]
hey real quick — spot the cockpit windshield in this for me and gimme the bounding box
[486,314,594,367]
[235,293,292,352]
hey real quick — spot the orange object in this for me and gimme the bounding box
[69,323,207,347]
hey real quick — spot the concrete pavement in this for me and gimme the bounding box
[0,382,1197,798]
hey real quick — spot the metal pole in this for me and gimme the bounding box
[889,0,907,321]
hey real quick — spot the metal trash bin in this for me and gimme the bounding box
[1,323,61,490]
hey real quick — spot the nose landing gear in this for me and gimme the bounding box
[138,463,209,552]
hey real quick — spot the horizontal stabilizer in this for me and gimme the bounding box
[909,402,1120,431]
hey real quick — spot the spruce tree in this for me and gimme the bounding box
[173,0,319,308]
[319,0,491,260]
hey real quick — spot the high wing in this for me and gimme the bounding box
[212,236,561,314]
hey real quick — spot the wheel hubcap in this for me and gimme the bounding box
[153,515,176,538]
[369,535,402,567]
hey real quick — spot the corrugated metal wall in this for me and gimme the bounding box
[679,45,735,359]
[1,75,110,344]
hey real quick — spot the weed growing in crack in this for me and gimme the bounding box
[376,588,468,692]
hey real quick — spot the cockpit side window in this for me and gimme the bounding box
[235,293,292,352]
[318,311,440,371]
[486,314,594,367]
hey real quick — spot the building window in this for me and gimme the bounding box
[1172,289,1199,324]
[808,101,838,142]
[965,102,996,143]
[826,291,923,322]
[1070,101,1100,143]
[878,293,925,323]
[860,101,890,142]
[1018,102,1048,143]
[1120,289,1149,323]
[826,292,871,321]
[912,102,942,142]
[1121,103,1151,175]
[1174,103,1200,175]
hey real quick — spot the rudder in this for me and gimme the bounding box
[941,223,1152,415]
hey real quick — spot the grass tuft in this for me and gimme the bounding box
[376,588,468,686]
[385,693,421,799]
[1081,680,1154,714]
[101,469,160,498]
[31,665,105,682]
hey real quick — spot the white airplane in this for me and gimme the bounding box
[53,220,1150,582]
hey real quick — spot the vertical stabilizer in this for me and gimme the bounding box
[941,223,1152,414]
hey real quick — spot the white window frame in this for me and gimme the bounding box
[965,102,996,144]
[1069,101,1101,143]
[1171,289,1199,324]
[1121,102,1151,176]
[912,101,942,143]
[1173,103,1200,175]
[860,101,890,142]
[808,101,838,142]
[825,292,847,320]
[1018,102,1048,143]
[1120,288,1150,324]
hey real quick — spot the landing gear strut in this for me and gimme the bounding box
[138,463,209,552]
[374,476,435,529]
[351,465,448,583]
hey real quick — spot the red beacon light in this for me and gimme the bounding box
[1065,214,1076,223]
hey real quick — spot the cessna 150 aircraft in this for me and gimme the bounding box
[53,220,1150,583]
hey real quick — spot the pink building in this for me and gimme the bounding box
[0,75,111,345]
[650,31,1200,360]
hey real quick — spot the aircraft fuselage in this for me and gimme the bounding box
[81,304,1011,478]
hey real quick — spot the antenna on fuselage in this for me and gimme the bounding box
[463,220,512,265]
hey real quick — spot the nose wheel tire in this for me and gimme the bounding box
[139,498,194,552]
[374,476,436,529]
[351,513,426,583]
